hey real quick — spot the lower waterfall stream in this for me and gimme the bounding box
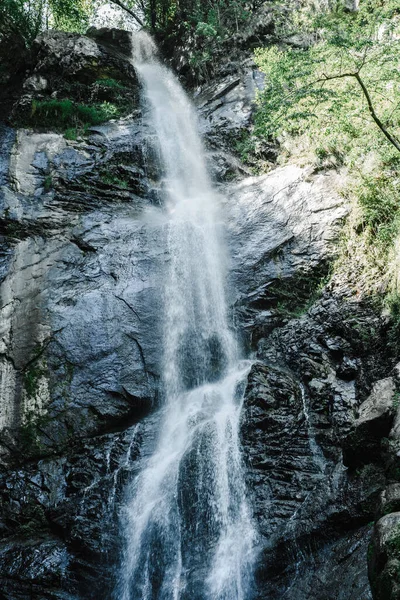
[116,32,257,600]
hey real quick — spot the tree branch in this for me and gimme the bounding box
[315,71,400,153]
[108,0,144,28]
[354,72,400,152]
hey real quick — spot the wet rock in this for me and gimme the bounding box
[23,75,48,93]
[256,526,372,600]
[336,356,359,380]
[11,29,139,126]
[0,421,148,599]
[343,377,396,469]
[378,484,400,518]
[0,107,363,596]
[0,121,352,460]
[0,118,165,458]
[9,130,66,195]
[225,165,348,335]
[196,67,263,141]
[358,379,396,423]
[0,538,73,600]
[369,512,400,600]
[240,280,396,598]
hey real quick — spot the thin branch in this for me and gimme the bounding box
[108,0,144,27]
[315,71,400,153]
[388,99,400,121]
[354,72,400,152]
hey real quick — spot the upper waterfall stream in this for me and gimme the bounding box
[117,32,256,600]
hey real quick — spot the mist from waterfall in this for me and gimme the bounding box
[116,32,256,600]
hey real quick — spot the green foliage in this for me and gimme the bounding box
[94,77,125,89]
[64,127,78,140]
[100,172,129,188]
[195,21,218,38]
[50,0,90,32]
[0,0,46,43]
[245,0,400,307]
[356,174,400,250]
[0,0,91,44]
[146,0,250,33]
[1,0,255,51]
[28,98,120,130]
[252,15,400,166]
[43,174,52,191]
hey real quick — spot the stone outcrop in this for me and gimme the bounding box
[240,284,399,599]
[369,512,400,600]
[9,28,139,128]
[0,111,359,598]
[343,377,396,469]
[225,165,348,340]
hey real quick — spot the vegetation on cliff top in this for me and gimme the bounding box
[0,0,262,44]
[243,0,400,307]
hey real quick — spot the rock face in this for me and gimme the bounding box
[0,26,399,600]
[10,28,139,130]
[225,166,348,340]
[369,513,400,600]
[240,290,397,599]
[343,377,396,469]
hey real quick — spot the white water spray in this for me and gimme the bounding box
[117,32,256,600]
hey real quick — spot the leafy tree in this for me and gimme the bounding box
[0,0,47,43]
[245,0,400,301]
[252,0,400,158]
[0,0,92,44]
[50,0,92,31]
[0,0,258,45]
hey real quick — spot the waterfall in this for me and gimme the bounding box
[116,32,256,600]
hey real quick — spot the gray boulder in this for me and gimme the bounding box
[343,377,396,469]
[369,512,400,600]
[378,484,400,518]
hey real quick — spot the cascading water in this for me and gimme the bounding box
[117,32,256,600]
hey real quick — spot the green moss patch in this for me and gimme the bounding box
[27,98,120,130]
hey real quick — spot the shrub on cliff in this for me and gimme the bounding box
[0,0,90,45]
[242,0,400,301]
[28,97,120,129]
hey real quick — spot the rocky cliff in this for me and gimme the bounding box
[0,26,399,600]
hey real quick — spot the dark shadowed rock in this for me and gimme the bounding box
[369,512,400,600]
[343,377,396,469]
[32,29,135,84]
[239,281,396,598]
[10,29,139,127]
[378,484,400,518]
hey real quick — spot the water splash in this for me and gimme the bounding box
[116,32,256,600]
